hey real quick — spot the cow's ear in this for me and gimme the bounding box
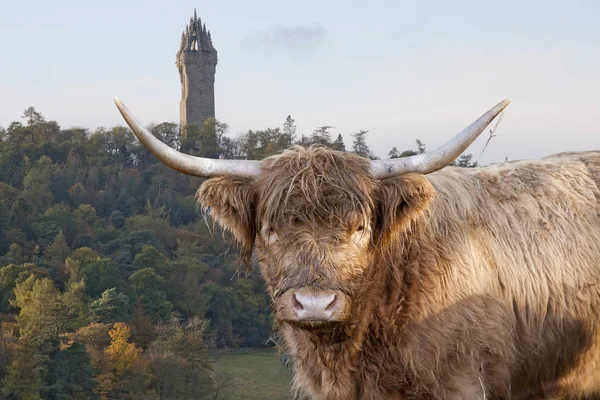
[196,176,256,265]
[376,174,435,241]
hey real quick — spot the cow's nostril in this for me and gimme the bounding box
[325,295,337,312]
[293,293,304,311]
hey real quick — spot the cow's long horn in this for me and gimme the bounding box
[113,98,261,178]
[370,98,511,179]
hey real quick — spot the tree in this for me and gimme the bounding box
[213,119,232,158]
[74,204,98,230]
[282,115,297,143]
[146,316,214,399]
[45,230,72,280]
[165,243,209,317]
[104,323,145,373]
[11,276,70,343]
[62,280,91,330]
[65,247,100,284]
[67,322,112,371]
[388,138,426,159]
[388,147,400,159]
[181,118,220,159]
[0,263,46,313]
[41,343,98,400]
[105,126,136,167]
[332,134,346,152]
[2,340,42,399]
[388,146,418,159]
[217,135,243,160]
[0,326,17,385]
[310,126,334,147]
[80,258,121,298]
[240,128,293,160]
[450,153,478,168]
[98,322,151,399]
[128,268,173,323]
[23,155,55,214]
[3,276,71,399]
[133,245,168,277]
[150,122,179,149]
[296,134,311,148]
[22,106,46,126]
[109,210,125,229]
[91,288,129,323]
[45,230,71,265]
[351,130,371,158]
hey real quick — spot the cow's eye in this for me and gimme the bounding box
[356,225,364,232]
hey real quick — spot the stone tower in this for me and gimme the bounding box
[176,9,218,132]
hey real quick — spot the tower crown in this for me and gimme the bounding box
[178,8,214,53]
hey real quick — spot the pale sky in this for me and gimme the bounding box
[0,0,598,164]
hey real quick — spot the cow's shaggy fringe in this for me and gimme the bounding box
[197,147,600,399]
[256,145,377,230]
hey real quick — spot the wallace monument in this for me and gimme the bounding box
[176,10,218,132]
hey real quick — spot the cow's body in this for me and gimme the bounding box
[113,96,600,400]
[277,151,600,399]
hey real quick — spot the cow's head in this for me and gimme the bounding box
[114,98,510,331]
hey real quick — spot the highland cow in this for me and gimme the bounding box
[114,97,600,400]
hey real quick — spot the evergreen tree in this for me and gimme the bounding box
[45,231,72,281]
[332,134,346,152]
[351,130,371,158]
[91,288,130,324]
[109,210,126,229]
[282,115,297,143]
[42,343,98,400]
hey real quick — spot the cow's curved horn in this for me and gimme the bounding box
[113,98,261,178]
[370,98,511,179]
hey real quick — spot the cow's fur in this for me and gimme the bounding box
[197,146,600,399]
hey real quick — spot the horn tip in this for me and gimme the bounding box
[494,98,512,113]
[113,97,129,116]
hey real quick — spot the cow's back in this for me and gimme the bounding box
[416,150,600,398]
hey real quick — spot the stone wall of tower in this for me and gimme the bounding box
[176,10,218,132]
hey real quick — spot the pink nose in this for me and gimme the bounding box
[292,291,340,321]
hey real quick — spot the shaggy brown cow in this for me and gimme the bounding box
[114,98,600,400]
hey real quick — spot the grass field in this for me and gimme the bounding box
[211,348,294,400]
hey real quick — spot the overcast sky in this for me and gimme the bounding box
[0,0,598,164]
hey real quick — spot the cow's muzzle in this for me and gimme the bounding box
[278,287,349,323]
